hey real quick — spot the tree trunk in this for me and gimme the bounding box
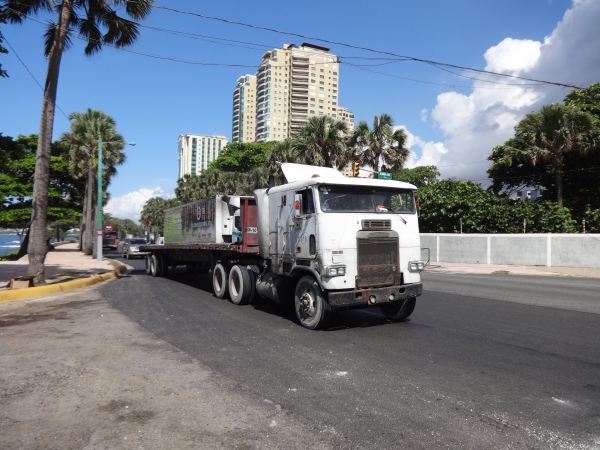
[555,169,564,208]
[27,0,73,285]
[83,164,95,255]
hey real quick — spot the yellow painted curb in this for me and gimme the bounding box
[0,261,128,304]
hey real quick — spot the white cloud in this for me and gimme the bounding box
[405,0,600,183]
[105,187,174,223]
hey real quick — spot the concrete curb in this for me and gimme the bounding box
[0,260,128,304]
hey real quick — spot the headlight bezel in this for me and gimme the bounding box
[324,265,346,277]
[408,261,425,272]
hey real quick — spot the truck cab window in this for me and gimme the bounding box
[297,189,315,214]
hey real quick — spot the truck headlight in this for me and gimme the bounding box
[325,265,346,277]
[408,261,425,272]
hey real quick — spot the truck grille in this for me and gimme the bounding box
[356,237,399,288]
[361,220,391,230]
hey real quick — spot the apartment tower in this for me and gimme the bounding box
[178,134,228,178]
[232,75,256,143]
[234,43,352,143]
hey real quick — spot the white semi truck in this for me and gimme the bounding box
[142,163,424,329]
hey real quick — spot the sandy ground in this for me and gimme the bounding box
[0,286,339,450]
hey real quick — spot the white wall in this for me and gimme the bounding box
[420,234,600,269]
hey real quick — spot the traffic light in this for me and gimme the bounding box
[353,162,360,177]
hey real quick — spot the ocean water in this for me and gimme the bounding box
[0,235,22,256]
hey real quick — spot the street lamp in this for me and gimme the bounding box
[97,139,136,261]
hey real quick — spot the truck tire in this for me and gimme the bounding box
[294,276,331,330]
[379,297,416,322]
[145,256,151,275]
[228,265,253,305]
[150,253,165,278]
[212,263,229,299]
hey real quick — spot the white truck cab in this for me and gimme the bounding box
[254,163,424,329]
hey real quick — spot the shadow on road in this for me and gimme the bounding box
[116,255,419,332]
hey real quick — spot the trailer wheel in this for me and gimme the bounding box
[150,253,165,277]
[379,297,416,322]
[294,276,331,330]
[212,263,229,299]
[228,265,253,305]
[145,256,151,275]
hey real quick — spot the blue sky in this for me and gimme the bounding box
[2,0,599,222]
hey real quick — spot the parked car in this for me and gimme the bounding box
[122,238,149,259]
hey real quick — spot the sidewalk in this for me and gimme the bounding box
[425,261,600,278]
[0,242,125,302]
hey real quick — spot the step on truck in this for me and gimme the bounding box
[141,163,424,329]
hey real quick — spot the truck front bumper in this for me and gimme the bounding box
[327,282,423,310]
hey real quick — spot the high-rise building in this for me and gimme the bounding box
[178,134,228,178]
[232,75,256,143]
[337,107,355,133]
[235,43,353,143]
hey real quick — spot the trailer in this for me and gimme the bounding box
[141,163,424,329]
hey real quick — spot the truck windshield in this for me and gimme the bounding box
[318,185,415,214]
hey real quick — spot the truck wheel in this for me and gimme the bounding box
[294,276,331,330]
[150,253,165,277]
[379,297,416,321]
[212,263,229,299]
[145,256,151,275]
[228,265,252,305]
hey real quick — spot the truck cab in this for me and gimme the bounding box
[255,164,424,328]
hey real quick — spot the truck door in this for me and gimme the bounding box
[287,188,317,264]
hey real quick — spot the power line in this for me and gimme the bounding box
[6,5,577,92]
[2,35,70,120]
[152,4,583,90]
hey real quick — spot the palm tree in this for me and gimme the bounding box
[141,197,174,243]
[515,104,597,207]
[351,114,411,178]
[3,0,153,284]
[292,116,351,170]
[60,109,126,256]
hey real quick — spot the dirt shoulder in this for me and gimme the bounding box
[0,286,337,450]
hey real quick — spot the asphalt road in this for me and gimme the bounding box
[103,252,600,449]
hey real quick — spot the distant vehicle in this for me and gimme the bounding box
[122,238,149,259]
[102,224,119,249]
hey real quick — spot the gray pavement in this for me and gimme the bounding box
[2,242,600,302]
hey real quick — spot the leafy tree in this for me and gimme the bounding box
[417,179,577,233]
[210,142,276,172]
[393,165,440,188]
[3,0,153,284]
[0,134,83,256]
[60,109,127,256]
[351,114,410,177]
[292,115,350,170]
[564,82,600,125]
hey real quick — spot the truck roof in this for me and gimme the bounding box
[278,163,417,190]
